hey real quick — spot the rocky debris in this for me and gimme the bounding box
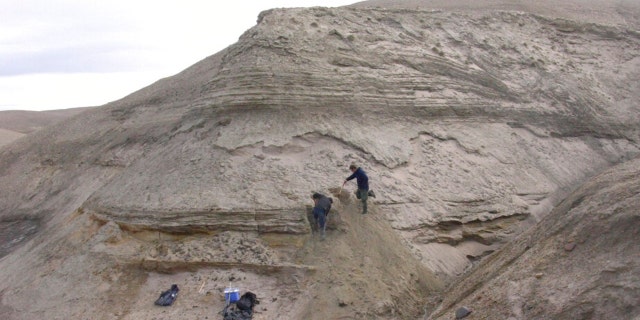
[564,241,576,252]
[455,306,472,319]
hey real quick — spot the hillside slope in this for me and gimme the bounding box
[0,2,639,319]
[0,129,24,148]
[429,156,640,319]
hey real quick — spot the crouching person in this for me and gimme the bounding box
[312,192,333,240]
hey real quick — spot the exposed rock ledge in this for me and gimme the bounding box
[89,206,310,234]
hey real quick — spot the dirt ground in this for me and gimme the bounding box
[0,187,442,320]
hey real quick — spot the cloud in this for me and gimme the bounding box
[1,46,142,76]
[1,1,157,76]
[0,1,252,77]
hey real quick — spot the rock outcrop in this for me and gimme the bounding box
[0,1,639,319]
[429,156,640,319]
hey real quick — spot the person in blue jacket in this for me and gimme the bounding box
[343,163,375,214]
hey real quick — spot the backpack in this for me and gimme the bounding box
[223,292,259,320]
[154,284,179,306]
[236,292,259,311]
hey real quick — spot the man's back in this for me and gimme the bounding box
[317,195,332,213]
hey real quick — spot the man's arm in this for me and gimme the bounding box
[345,171,357,181]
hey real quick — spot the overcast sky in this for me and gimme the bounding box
[0,0,357,111]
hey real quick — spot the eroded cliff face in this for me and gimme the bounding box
[429,156,640,320]
[0,4,639,319]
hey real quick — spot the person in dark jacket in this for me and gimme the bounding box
[343,163,375,214]
[312,193,333,240]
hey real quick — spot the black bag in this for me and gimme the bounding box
[154,284,179,306]
[236,292,259,311]
[223,305,253,320]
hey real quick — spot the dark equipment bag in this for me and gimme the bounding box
[154,284,179,306]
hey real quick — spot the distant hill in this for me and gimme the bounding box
[0,107,90,147]
[0,128,24,147]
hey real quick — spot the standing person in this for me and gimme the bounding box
[312,193,332,240]
[343,163,375,214]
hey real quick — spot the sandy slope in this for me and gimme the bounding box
[0,129,24,148]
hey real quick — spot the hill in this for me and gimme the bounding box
[0,1,639,319]
[430,156,640,319]
[0,108,90,148]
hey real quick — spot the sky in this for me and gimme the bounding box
[0,0,358,111]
